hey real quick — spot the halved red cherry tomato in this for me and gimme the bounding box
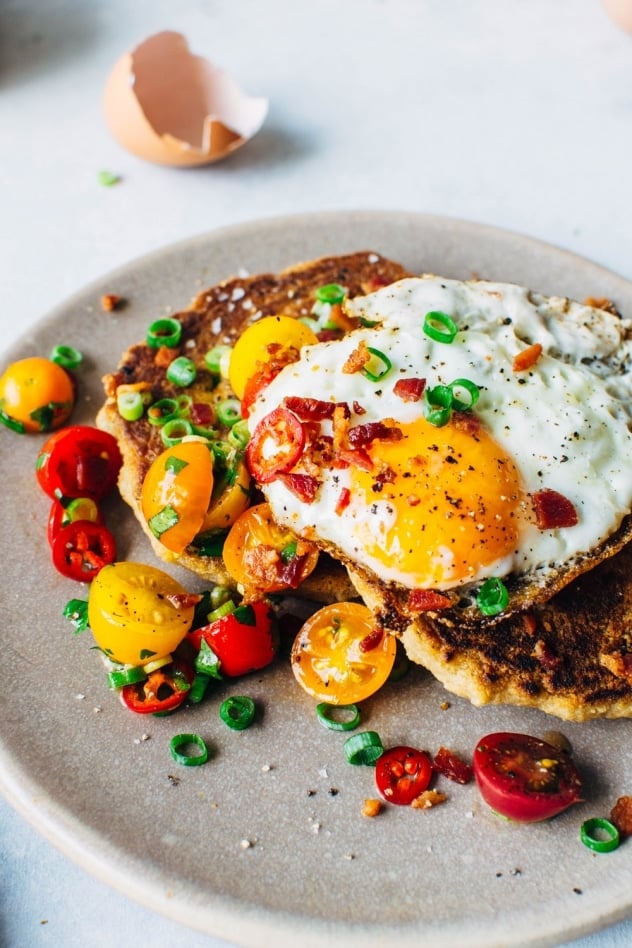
[375,746,433,805]
[222,502,319,594]
[473,732,583,823]
[120,659,194,714]
[187,601,278,677]
[50,520,116,582]
[36,425,122,500]
[246,407,305,483]
[47,497,102,545]
[290,602,397,704]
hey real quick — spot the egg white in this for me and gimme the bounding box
[247,276,632,591]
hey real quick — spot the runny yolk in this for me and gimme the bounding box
[349,417,527,589]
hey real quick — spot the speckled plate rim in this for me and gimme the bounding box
[1,210,632,948]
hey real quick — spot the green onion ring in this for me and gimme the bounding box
[343,730,384,765]
[580,818,620,853]
[424,384,453,427]
[316,702,361,732]
[216,398,242,428]
[315,283,346,305]
[146,317,182,349]
[227,418,250,449]
[207,599,236,621]
[219,696,256,730]
[50,345,83,370]
[169,733,209,766]
[160,417,194,447]
[106,665,147,689]
[476,577,510,616]
[116,390,144,421]
[362,347,392,383]
[204,345,231,375]
[449,377,480,412]
[423,311,458,344]
[167,356,197,387]
[147,397,180,426]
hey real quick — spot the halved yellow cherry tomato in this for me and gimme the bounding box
[88,561,198,665]
[222,501,319,593]
[0,356,74,433]
[141,439,213,553]
[291,602,397,704]
[228,315,318,400]
[201,457,251,532]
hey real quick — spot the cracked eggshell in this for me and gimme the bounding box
[103,31,269,167]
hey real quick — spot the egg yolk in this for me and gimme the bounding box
[349,417,526,589]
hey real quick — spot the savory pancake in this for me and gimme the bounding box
[97,251,412,601]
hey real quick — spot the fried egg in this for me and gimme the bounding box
[246,276,632,598]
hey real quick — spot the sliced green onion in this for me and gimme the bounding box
[207,599,236,621]
[146,317,182,349]
[476,577,510,616]
[63,598,89,633]
[210,439,233,464]
[219,695,256,730]
[117,390,144,421]
[316,703,360,732]
[106,664,148,689]
[169,733,209,766]
[147,504,179,539]
[280,540,298,562]
[343,730,384,765]
[167,356,197,387]
[161,418,193,447]
[424,384,453,427]
[195,639,224,679]
[97,170,121,187]
[580,818,620,853]
[175,394,193,415]
[210,584,236,609]
[423,311,458,344]
[227,418,250,449]
[50,345,83,370]
[362,347,392,383]
[147,397,180,426]
[143,655,173,674]
[449,378,480,412]
[216,398,242,428]
[316,283,346,305]
[188,672,212,704]
[189,530,227,557]
[204,345,231,375]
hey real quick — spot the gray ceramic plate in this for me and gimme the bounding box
[1,212,631,948]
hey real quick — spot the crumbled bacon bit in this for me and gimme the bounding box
[279,472,320,503]
[191,402,215,426]
[353,401,367,415]
[327,302,358,332]
[342,339,371,374]
[164,593,203,610]
[610,796,632,837]
[283,397,347,422]
[394,377,426,402]
[155,345,176,368]
[407,494,421,507]
[522,612,538,635]
[361,275,390,294]
[584,296,620,315]
[359,627,385,652]
[512,342,543,373]
[407,588,451,612]
[347,421,403,448]
[533,639,562,672]
[432,747,473,784]
[335,487,351,515]
[411,789,447,810]
[532,488,578,529]
[451,410,481,435]
[101,293,124,312]
[362,798,383,818]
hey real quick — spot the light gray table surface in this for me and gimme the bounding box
[2,1,632,945]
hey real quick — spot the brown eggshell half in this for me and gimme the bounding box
[103,31,269,166]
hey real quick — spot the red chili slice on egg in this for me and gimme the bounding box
[246,406,306,483]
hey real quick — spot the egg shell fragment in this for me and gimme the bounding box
[103,30,268,167]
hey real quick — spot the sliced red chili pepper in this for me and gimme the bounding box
[407,588,451,612]
[347,421,403,448]
[279,472,320,503]
[50,520,116,582]
[246,407,306,483]
[375,746,433,805]
[394,377,426,402]
[433,746,473,784]
[120,660,193,714]
[532,488,578,529]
